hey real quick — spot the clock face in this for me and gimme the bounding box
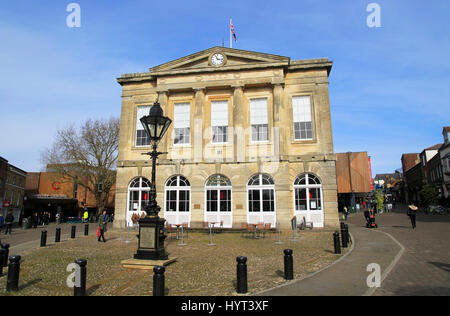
[211,53,225,66]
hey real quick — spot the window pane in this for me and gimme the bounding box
[295,188,307,211]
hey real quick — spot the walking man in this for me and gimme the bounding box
[408,204,418,229]
[4,211,14,235]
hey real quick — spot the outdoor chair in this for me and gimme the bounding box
[247,224,257,239]
[263,223,273,239]
[165,223,174,240]
[241,223,248,238]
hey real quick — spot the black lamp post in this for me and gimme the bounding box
[134,101,172,261]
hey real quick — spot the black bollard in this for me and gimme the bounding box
[6,255,21,292]
[153,266,165,297]
[0,248,5,275]
[284,249,294,280]
[71,226,76,239]
[1,243,10,268]
[236,256,248,294]
[342,225,349,248]
[40,230,47,247]
[84,224,89,236]
[55,228,61,243]
[333,231,341,254]
[345,224,351,245]
[74,259,87,296]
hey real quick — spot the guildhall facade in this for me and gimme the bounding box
[115,47,339,229]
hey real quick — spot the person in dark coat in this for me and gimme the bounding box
[408,204,418,229]
[4,212,14,235]
[97,211,108,242]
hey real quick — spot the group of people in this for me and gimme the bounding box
[342,200,419,230]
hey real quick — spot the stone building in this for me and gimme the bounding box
[115,47,339,229]
[0,157,27,223]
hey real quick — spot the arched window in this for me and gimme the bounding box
[205,175,233,228]
[165,175,191,213]
[128,177,151,213]
[293,173,324,228]
[247,174,276,227]
[164,175,191,226]
[294,174,322,211]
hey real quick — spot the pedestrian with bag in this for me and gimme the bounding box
[408,204,418,229]
[97,210,108,242]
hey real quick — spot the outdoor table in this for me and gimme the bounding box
[175,224,187,246]
[207,222,220,246]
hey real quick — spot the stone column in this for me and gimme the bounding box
[232,85,245,162]
[193,88,205,162]
[273,83,285,159]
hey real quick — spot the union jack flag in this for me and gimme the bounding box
[231,20,237,42]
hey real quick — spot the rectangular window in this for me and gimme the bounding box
[293,96,313,140]
[211,100,229,143]
[136,106,151,147]
[250,98,269,142]
[173,103,191,145]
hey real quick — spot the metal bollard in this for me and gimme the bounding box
[71,226,76,239]
[6,255,21,292]
[345,224,351,245]
[333,231,341,254]
[342,225,349,248]
[74,259,87,296]
[55,228,61,243]
[153,266,165,296]
[1,243,10,267]
[0,248,5,275]
[284,249,294,280]
[236,256,248,294]
[84,224,89,236]
[40,230,47,247]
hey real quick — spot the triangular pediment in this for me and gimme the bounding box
[149,47,290,75]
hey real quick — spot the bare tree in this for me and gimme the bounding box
[42,117,120,214]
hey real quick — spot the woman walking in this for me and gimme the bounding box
[408,204,418,229]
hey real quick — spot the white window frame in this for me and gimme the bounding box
[164,175,191,226]
[250,98,269,143]
[135,106,151,147]
[246,174,277,227]
[211,100,229,144]
[173,102,191,146]
[127,177,151,226]
[293,173,324,228]
[204,175,233,228]
[292,95,313,141]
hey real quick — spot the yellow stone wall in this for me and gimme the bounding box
[115,47,339,230]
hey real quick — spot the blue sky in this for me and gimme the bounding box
[0,0,449,176]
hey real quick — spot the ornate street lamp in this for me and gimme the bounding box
[134,100,172,261]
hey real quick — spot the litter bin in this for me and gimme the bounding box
[22,217,31,229]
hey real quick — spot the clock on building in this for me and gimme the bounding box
[211,53,225,66]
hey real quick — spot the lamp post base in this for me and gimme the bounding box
[134,249,168,261]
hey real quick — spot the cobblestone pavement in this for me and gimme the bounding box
[359,204,450,296]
